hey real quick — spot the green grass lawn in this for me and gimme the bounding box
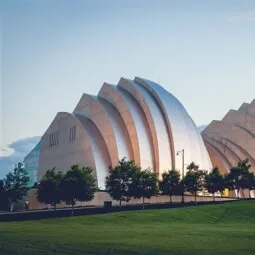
[0,201,254,255]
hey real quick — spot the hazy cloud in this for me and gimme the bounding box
[0,136,40,179]
[227,9,255,23]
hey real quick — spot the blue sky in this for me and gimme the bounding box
[0,0,255,177]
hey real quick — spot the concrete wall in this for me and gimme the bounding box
[27,189,235,210]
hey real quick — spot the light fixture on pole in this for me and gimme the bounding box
[176,149,185,203]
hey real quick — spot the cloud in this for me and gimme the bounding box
[0,148,14,157]
[0,136,41,179]
[227,9,255,23]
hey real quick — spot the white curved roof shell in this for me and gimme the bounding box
[38,77,212,189]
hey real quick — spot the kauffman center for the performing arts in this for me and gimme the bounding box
[25,77,255,196]
[36,77,212,189]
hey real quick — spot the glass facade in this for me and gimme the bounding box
[23,142,40,187]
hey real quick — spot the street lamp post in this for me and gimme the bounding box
[177,149,185,203]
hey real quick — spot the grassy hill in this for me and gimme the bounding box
[0,201,254,255]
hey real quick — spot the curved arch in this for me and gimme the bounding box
[205,140,238,197]
[75,114,111,189]
[117,87,154,170]
[118,78,159,173]
[73,94,119,166]
[203,135,241,168]
[204,134,255,169]
[134,77,212,172]
[118,78,172,175]
[38,112,112,189]
[203,120,255,159]
[98,83,140,165]
[219,137,255,172]
[204,140,231,175]
[98,97,133,161]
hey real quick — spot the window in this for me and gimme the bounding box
[49,134,51,147]
[49,131,60,147]
[69,126,76,142]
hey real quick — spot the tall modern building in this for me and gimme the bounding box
[202,99,255,197]
[37,77,212,189]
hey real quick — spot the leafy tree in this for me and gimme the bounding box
[60,165,96,215]
[105,158,139,207]
[0,179,4,197]
[37,168,63,210]
[205,167,225,202]
[0,180,8,211]
[238,159,254,198]
[184,162,206,203]
[226,159,253,198]
[238,159,251,172]
[225,167,244,198]
[4,163,29,212]
[186,162,200,171]
[241,171,255,198]
[159,169,180,203]
[75,166,97,204]
[131,169,157,209]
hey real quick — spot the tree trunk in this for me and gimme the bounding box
[54,204,57,211]
[71,203,74,216]
[119,200,121,207]
[170,195,172,204]
[238,189,241,199]
[249,189,251,199]
[195,192,197,204]
[10,202,13,212]
[213,193,215,202]
[142,197,145,210]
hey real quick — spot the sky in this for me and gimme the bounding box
[0,0,255,177]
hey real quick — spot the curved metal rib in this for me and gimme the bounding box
[73,94,119,166]
[134,77,212,172]
[118,78,173,175]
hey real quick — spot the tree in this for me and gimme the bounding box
[0,180,8,211]
[131,169,157,209]
[105,158,139,207]
[37,168,63,210]
[238,159,254,198]
[226,159,252,198]
[225,167,244,198]
[205,167,225,202]
[184,162,206,203]
[241,171,255,198]
[3,163,29,212]
[60,165,96,215]
[238,159,251,172]
[159,169,180,203]
[186,162,199,171]
[75,166,97,205]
